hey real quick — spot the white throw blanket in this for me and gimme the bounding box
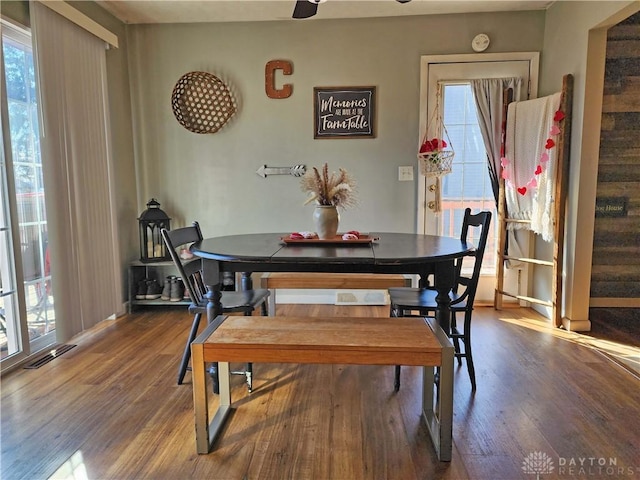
[503,92,561,242]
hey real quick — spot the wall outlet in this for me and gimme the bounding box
[398,166,414,181]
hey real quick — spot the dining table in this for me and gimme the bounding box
[190,231,475,333]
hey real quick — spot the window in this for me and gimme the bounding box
[440,83,497,273]
[1,20,54,361]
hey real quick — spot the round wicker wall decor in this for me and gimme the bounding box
[171,71,236,134]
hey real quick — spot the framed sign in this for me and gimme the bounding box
[313,86,376,139]
[595,196,628,217]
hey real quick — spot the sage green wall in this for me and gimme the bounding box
[127,12,544,238]
[0,1,29,26]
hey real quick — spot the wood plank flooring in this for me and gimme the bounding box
[1,304,639,480]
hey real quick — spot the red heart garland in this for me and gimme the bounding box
[507,110,563,196]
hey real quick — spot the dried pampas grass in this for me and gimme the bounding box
[301,163,357,209]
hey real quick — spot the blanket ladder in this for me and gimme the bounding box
[494,74,574,327]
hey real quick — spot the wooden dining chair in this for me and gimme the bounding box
[161,222,270,391]
[388,208,492,391]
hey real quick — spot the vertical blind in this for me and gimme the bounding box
[30,1,121,340]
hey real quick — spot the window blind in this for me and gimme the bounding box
[30,1,122,340]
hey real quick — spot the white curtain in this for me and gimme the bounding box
[31,1,122,341]
[470,77,525,266]
[470,77,523,202]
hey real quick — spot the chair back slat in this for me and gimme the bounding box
[161,222,206,306]
[180,258,207,305]
[451,208,492,305]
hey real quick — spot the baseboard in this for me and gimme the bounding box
[335,290,390,305]
[562,317,592,332]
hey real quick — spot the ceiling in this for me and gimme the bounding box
[96,0,554,25]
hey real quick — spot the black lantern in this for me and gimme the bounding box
[138,198,171,263]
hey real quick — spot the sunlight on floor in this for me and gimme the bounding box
[498,314,640,379]
[48,450,88,480]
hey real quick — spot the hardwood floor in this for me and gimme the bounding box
[2,304,639,480]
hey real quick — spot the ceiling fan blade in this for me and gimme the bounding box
[293,0,319,19]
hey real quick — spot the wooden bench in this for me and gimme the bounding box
[260,273,413,315]
[191,314,454,461]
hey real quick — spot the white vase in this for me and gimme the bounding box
[313,205,340,239]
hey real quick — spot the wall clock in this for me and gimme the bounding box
[472,33,490,52]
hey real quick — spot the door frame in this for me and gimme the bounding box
[417,52,540,234]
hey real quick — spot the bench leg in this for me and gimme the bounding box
[422,320,454,462]
[268,289,276,316]
[192,342,210,454]
[193,349,232,454]
[208,362,232,450]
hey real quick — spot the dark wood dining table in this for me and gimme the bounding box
[190,232,475,333]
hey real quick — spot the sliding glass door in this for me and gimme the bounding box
[1,19,55,365]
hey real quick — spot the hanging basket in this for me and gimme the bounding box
[417,83,454,177]
[418,150,454,177]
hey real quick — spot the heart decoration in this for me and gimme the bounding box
[553,110,565,122]
[527,178,538,188]
[549,125,561,136]
[535,165,542,175]
[540,152,550,163]
[545,139,556,149]
[517,187,527,196]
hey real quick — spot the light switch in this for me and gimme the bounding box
[398,166,414,181]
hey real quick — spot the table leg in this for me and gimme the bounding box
[203,287,223,394]
[201,260,225,394]
[433,260,455,334]
[201,259,224,324]
[241,272,253,290]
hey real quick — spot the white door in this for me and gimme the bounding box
[417,54,539,302]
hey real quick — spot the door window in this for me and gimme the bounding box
[441,83,498,273]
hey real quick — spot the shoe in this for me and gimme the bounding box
[145,279,162,299]
[161,275,176,300]
[170,277,184,302]
[136,279,148,300]
[222,271,235,289]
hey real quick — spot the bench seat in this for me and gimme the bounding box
[191,314,454,461]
